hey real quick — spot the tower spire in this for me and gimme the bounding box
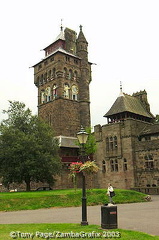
[60,19,63,32]
[119,81,124,97]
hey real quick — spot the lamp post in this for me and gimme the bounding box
[77,126,89,226]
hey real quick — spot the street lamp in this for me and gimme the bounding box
[77,126,89,226]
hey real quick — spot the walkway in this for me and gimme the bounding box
[0,195,159,236]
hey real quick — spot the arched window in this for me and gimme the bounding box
[110,137,113,150]
[44,73,47,83]
[64,68,67,78]
[35,76,39,86]
[52,68,56,80]
[45,87,51,102]
[41,90,45,104]
[48,70,51,80]
[74,71,78,80]
[40,74,43,85]
[71,85,78,100]
[114,136,118,149]
[53,84,57,99]
[123,158,128,171]
[110,159,118,172]
[102,160,106,173]
[106,137,109,152]
[144,154,154,169]
[64,83,70,99]
[68,69,72,80]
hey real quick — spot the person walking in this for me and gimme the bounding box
[107,183,115,204]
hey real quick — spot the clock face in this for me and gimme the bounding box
[72,85,78,94]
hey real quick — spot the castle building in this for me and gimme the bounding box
[33,25,92,188]
[33,25,159,191]
[94,87,159,190]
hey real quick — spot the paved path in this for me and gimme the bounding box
[0,196,159,236]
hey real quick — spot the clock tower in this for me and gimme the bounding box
[33,25,91,138]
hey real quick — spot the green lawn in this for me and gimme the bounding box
[0,223,158,240]
[0,189,147,211]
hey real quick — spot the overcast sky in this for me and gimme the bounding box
[0,0,159,127]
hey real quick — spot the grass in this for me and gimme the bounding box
[0,223,158,240]
[0,189,147,211]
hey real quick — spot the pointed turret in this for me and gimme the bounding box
[76,25,88,60]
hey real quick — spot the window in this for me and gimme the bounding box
[40,74,43,85]
[71,85,78,100]
[106,137,109,152]
[74,59,78,65]
[64,84,70,99]
[48,70,51,80]
[144,154,154,169]
[68,69,72,80]
[64,68,67,78]
[66,56,70,62]
[53,84,57,99]
[102,160,106,173]
[114,136,118,149]
[123,158,128,171]
[38,64,42,70]
[52,68,56,80]
[45,87,51,102]
[74,71,78,80]
[106,136,118,152]
[110,159,118,172]
[41,90,45,104]
[44,73,47,83]
[110,137,113,150]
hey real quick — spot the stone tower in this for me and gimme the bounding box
[33,25,91,137]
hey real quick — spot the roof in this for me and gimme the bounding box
[56,135,79,148]
[104,93,153,119]
[139,124,159,136]
[32,47,81,67]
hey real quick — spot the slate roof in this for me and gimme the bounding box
[104,93,153,119]
[139,124,159,136]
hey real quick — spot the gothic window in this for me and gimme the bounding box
[53,84,57,99]
[74,71,78,80]
[106,137,109,152]
[110,160,114,172]
[45,86,51,102]
[102,160,106,173]
[115,159,118,171]
[68,69,72,80]
[71,85,78,100]
[64,83,70,99]
[123,158,128,171]
[52,68,56,80]
[144,154,154,169]
[110,137,113,150]
[114,136,118,149]
[66,56,70,62]
[106,136,118,152]
[44,73,47,83]
[41,90,45,104]
[35,76,39,86]
[48,70,51,80]
[40,74,43,85]
[110,159,118,172]
[64,68,67,78]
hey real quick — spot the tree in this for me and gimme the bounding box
[0,101,61,191]
[84,127,97,156]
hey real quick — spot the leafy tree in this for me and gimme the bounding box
[84,127,97,156]
[0,101,61,191]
